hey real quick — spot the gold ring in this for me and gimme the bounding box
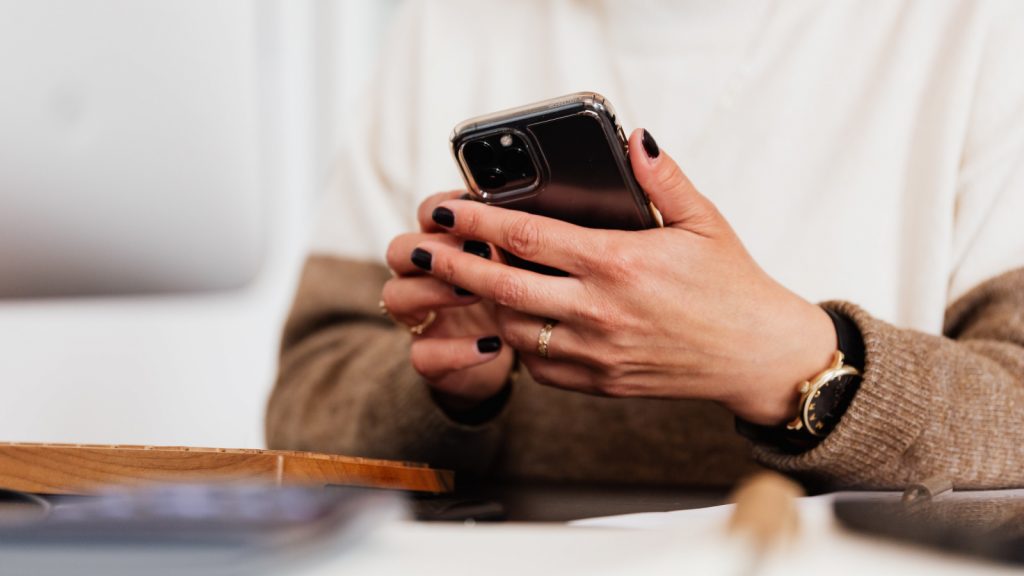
[537,320,556,358]
[409,310,437,336]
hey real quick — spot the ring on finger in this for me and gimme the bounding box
[409,310,438,336]
[537,320,557,358]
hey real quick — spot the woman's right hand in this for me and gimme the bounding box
[382,191,515,412]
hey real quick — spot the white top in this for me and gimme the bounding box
[312,0,1024,334]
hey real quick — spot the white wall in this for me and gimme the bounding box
[0,0,399,448]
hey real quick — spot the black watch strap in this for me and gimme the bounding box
[824,307,865,372]
[736,307,865,453]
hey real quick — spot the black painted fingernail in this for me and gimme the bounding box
[454,286,473,297]
[432,207,455,227]
[463,240,491,260]
[411,248,432,271]
[477,336,502,354]
[641,129,660,159]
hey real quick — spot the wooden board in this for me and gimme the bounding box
[0,442,454,495]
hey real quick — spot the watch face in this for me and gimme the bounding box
[805,374,859,436]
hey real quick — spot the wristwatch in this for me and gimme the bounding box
[736,307,865,453]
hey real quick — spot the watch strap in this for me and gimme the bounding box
[736,307,865,453]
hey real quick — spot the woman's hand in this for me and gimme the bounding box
[409,130,837,426]
[383,191,515,412]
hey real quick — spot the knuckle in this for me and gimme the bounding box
[601,309,629,334]
[492,272,529,308]
[416,200,433,227]
[593,367,630,397]
[409,346,431,377]
[572,299,602,326]
[574,301,622,336]
[590,339,630,370]
[460,205,483,238]
[525,364,554,387]
[497,321,528,352]
[592,347,623,372]
[597,379,631,398]
[385,236,408,267]
[654,162,687,193]
[380,278,398,307]
[432,253,457,285]
[504,215,542,259]
[602,242,638,278]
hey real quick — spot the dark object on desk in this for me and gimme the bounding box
[412,497,506,522]
[834,496,1024,566]
[418,481,728,523]
[0,442,453,494]
[0,484,403,575]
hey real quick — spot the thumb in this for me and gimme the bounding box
[628,128,722,235]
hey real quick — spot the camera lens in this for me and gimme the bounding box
[463,140,494,167]
[478,168,507,190]
[500,147,531,178]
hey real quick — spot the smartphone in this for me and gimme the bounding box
[450,92,661,274]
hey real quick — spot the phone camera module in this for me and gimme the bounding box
[500,147,530,178]
[462,132,538,194]
[463,140,494,166]
[479,168,507,189]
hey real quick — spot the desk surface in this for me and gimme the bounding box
[1,484,1018,576]
[414,481,729,522]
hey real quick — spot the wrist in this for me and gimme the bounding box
[736,306,866,451]
[726,300,837,426]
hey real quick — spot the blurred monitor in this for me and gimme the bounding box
[0,1,266,297]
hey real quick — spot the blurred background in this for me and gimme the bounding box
[0,0,401,448]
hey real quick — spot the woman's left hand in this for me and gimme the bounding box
[412,129,837,426]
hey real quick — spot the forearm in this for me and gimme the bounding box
[754,268,1024,489]
[265,255,508,476]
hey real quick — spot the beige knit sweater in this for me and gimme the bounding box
[266,257,1024,490]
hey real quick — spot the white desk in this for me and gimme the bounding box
[302,495,1019,576]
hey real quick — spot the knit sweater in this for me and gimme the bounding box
[266,258,1024,489]
[266,0,1024,489]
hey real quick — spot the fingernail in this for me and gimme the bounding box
[463,240,491,260]
[641,129,660,159]
[411,248,432,271]
[454,286,473,297]
[432,207,455,228]
[476,336,502,354]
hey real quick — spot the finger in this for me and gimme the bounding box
[381,275,479,325]
[519,354,597,393]
[386,232,462,276]
[627,128,722,235]
[409,335,503,381]
[429,198,604,275]
[494,307,589,362]
[417,190,469,233]
[410,240,581,320]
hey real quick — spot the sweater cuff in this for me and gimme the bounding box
[750,301,935,488]
[383,341,513,478]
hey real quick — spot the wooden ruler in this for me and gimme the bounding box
[0,442,454,494]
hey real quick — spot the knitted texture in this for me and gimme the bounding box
[267,257,1024,489]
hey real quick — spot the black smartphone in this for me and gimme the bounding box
[451,92,661,273]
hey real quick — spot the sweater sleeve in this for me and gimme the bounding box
[264,255,510,477]
[752,267,1024,489]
